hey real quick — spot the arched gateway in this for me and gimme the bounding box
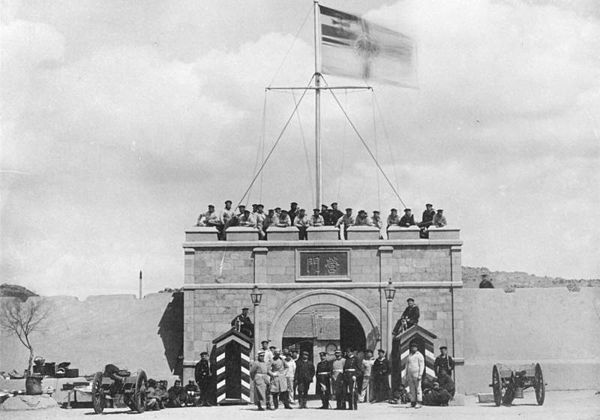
[269,290,379,351]
[182,225,463,392]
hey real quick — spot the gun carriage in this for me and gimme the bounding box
[490,363,545,406]
[91,365,148,414]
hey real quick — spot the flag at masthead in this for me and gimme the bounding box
[319,5,416,87]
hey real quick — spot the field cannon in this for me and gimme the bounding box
[91,364,148,414]
[490,363,545,406]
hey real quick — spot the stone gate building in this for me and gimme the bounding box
[182,225,463,390]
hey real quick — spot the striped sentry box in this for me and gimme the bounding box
[212,329,252,405]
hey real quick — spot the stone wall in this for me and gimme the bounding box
[0,293,181,381]
[460,287,600,392]
[2,287,598,393]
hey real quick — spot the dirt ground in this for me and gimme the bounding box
[3,390,599,420]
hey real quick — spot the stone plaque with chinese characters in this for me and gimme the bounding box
[296,249,351,281]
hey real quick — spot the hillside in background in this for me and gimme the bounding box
[1,267,599,301]
[462,267,599,290]
[0,284,38,300]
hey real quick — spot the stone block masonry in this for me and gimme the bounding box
[182,236,464,386]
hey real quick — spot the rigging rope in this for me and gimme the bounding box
[236,74,315,209]
[323,77,408,209]
[335,90,348,200]
[248,93,269,207]
[372,92,401,189]
[372,93,381,211]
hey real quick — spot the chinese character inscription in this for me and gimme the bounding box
[299,251,349,279]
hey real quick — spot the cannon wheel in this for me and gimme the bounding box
[91,372,106,414]
[491,365,502,406]
[534,363,545,405]
[132,370,147,413]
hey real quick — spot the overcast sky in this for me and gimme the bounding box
[1,0,599,298]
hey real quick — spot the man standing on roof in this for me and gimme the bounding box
[320,204,331,225]
[335,208,355,239]
[418,203,435,229]
[294,208,311,240]
[354,210,373,226]
[220,200,235,227]
[276,210,292,227]
[310,208,325,227]
[255,204,267,239]
[372,211,384,239]
[197,204,221,228]
[399,208,416,227]
[330,202,343,226]
[289,202,299,224]
[387,208,400,227]
[432,209,447,227]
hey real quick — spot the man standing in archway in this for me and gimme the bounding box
[294,351,315,409]
[316,352,332,409]
[332,350,346,409]
[343,347,363,410]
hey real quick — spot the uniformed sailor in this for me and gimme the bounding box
[387,208,400,227]
[276,210,291,227]
[433,345,455,377]
[360,349,374,403]
[294,208,311,240]
[343,347,363,410]
[315,352,332,409]
[393,298,420,334]
[194,351,212,406]
[330,202,343,226]
[406,341,425,408]
[335,208,355,239]
[230,307,254,338]
[354,210,373,226]
[310,208,325,227]
[372,349,391,402]
[250,351,270,411]
[294,351,315,408]
[418,203,435,228]
[432,209,447,227]
[269,349,292,409]
[399,208,416,227]
[331,350,346,409]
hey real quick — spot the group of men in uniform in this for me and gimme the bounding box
[250,343,396,411]
[196,201,448,240]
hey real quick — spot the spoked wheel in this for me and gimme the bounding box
[491,365,502,406]
[91,372,106,414]
[534,363,545,405]
[132,370,147,413]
